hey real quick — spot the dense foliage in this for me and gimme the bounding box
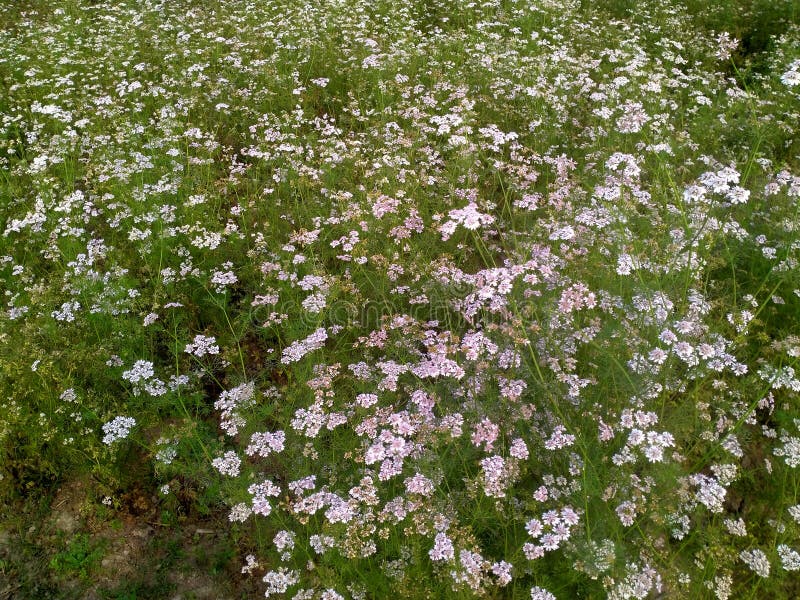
[2,0,800,597]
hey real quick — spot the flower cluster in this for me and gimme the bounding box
[185,335,220,358]
[3,0,800,598]
[523,507,580,559]
[101,416,136,445]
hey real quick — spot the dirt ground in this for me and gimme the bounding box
[0,477,262,600]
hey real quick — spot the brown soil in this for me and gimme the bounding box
[0,476,262,599]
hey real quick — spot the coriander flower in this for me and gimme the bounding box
[739,548,770,577]
[102,416,136,444]
[185,334,220,357]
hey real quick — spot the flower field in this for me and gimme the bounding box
[2,0,800,598]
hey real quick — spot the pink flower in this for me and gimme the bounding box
[471,418,499,451]
[429,532,455,561]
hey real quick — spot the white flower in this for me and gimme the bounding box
[778,545,800,571]
[102,416,136,444]
[212,450,241,477]
[781,61,800,87]
[429,532,455,562]
[122,360,154,384]
[185,334,220,357]
[739,548,770,577]
[531,587,557,600]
